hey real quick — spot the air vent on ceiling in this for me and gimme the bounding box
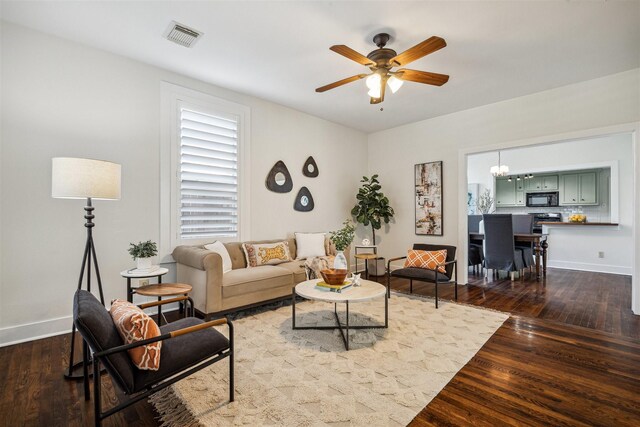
[164,21,203,48]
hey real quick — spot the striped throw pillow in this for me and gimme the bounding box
[404,249,448,273]
[110,300,162,370]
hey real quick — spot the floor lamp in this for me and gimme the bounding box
[52,157,121,380]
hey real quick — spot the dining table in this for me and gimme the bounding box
[469,232,548,280]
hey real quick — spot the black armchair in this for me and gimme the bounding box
[387,244,458,308]
[73,290,234,427]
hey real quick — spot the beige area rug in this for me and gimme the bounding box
[150,293,508,426]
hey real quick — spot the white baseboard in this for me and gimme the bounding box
[0,304,186,348]
[546,260,632,276]
[0,315,72,348]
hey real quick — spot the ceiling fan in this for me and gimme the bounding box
[316,33,449,104]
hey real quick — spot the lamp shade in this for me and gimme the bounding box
[52,157,121,200]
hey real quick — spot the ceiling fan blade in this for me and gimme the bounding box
[390,36,446,67]
[330,45,375,66]
[316,74,368,93]
[397,69,449,86]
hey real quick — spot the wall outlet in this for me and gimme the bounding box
[598,251,605,259]
[139,278,150,287]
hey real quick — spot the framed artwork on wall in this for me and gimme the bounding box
[415,161,443,236]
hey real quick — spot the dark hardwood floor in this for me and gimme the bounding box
[0,268,638,426]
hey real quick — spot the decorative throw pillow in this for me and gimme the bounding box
[204,241,233,273]
[242,241,292,267]
[295,232,327,260]
[404,249,448,273]
[109,300,162,370]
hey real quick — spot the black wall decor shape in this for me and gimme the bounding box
[265,160,293,193]
[294,187,315,212]
[302,156,319,178]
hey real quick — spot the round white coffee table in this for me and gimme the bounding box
[292,278,388,350]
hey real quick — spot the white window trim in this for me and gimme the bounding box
[160,82,251,262]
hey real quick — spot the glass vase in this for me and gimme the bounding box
[333,251,347,270]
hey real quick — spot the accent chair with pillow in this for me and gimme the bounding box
[173,235,349,319]
[73,289,234,427]
[387,243,458,308]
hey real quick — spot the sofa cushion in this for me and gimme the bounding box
[275,260,307,283]
[242,241,292,267]
[222,265,293,298]
[204,241,233,273]
[224,238,297,270]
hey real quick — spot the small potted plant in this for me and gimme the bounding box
[330,220,355,270]
[128,240,158,271]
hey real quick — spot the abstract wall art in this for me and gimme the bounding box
[415,161,443,235]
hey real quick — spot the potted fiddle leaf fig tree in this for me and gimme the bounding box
[351,175,394,245]
[128,240,158,271]
[351,175,394,276]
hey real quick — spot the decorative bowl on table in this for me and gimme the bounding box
[320,269,348,285]
[568,214,587,223]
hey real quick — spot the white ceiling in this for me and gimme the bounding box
[2,1,639,133]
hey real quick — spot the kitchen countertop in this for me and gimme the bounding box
[538,222,619,226]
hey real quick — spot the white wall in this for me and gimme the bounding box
[368,69,640,310]
[467,134,633,274]
[0,23,368,345]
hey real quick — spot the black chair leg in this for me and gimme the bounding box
[228,319,234,403]
[82,340,90,400]
[94,359,101,427]
[435,281,438,309]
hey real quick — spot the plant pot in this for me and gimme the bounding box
[333,251,348,270]
[137,257,152,271]
[366,257,386,277]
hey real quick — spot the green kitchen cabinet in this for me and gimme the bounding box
[515,191,525,206]
[526,176,543,191]
[578,172,597,204]
[542,175,558,191]
[495,178,516,207]
[515,179,525,191]
[560,172,597,205]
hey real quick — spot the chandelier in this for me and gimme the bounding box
[490,151,509,177]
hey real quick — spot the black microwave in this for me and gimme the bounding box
[526,192,559,207]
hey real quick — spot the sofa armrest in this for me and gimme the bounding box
[172,246,221,271]
[173,246,224,314]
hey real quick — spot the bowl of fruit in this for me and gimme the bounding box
[568,214,587,223]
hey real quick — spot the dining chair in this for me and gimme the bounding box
[467,215,484,274]
[512,214,535,276]
[482,214,525,281]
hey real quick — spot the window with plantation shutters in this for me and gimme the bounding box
[179,107,239,239]
[160,83,250,257]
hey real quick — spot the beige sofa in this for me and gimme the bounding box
[172,237,350,318]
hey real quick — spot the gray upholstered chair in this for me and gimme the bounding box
[512,214,535,273]
[468,215,484,274]
[73,290,234,427]
[482,214,525,281]
[387,243,457,308]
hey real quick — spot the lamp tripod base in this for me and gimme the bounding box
[64,199,107,382]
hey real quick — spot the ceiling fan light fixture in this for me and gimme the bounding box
[367,86,382,99]
[387,75,403,93]
[365,73,381,90]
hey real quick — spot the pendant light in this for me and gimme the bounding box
[490,151,509,177]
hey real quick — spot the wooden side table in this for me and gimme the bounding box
[354,245,378,280]
[135,283,193,326]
